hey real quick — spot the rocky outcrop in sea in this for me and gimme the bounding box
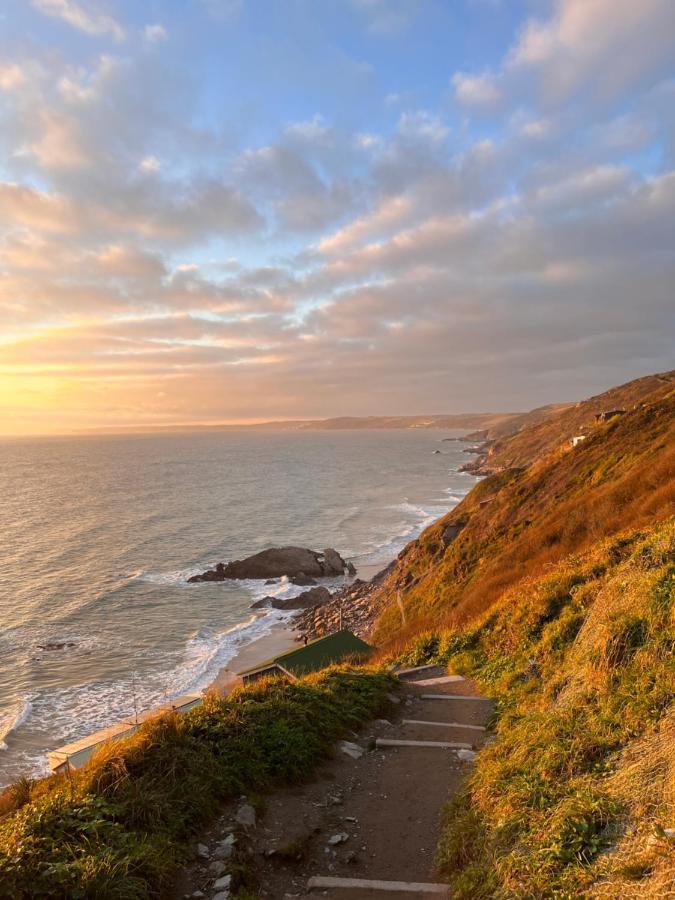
[188,546,356,583]
[251,585,333,611]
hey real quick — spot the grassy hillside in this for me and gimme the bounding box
[463,400,574,442]
[0,668,391,898]
[477,371,675,471]
[374,371,675,898]
[392,519,674,897]
[372,377,675,643]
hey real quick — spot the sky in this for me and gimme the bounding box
[0,0,674,434]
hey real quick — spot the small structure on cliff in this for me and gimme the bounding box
[239,629,372,684]
[595,409,625,423]
[47,694,202,775]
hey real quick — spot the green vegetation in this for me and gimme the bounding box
[393,521,675,898]
[0,667,392,898]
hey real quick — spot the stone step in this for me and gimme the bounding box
[420,693,488,701]
[397,721,482,746]
[306,875,450,897]
[375,738,472,750]
[394,664,447,681]
[410,697,490,730]
[406,675,465,688]
[402,718,486,732]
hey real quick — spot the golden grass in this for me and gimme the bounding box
[372,387,675,646]
[392,520,675,898]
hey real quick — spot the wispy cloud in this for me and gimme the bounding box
[32,0,125,41]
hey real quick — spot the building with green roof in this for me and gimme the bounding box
[239,629,372,683]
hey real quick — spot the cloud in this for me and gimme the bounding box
[519,117,555,141]
[0,183,79,233]
[94,244,167,279]
[27,113,90,169]
[0,64,25,91]
[235,141,357,232]
[2,0,675,432]
[143,23,168,43]
[452,71,501,107]
[396,110,448,144]
[508,0,675,105]
[318,194,412,255]
[31,0,125,41]
[284,114,330,144]
[139,155,160,173]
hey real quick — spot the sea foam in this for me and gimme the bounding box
[0,699,34,750]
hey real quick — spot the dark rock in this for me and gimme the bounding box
[188,546,351,583]
[321,548,347,575]
[269,586,332,610]
[459,458,491,475]
[442,522,466,547]
[37,641,77,651]
[250,596,274,609]
[290,574,318,586]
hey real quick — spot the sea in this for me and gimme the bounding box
[0,429,477,787]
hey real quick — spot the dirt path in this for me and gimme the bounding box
[176,667,491,900]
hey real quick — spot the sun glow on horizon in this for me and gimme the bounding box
[1,0,674,434]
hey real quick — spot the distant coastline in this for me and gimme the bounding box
[12,411,522,439]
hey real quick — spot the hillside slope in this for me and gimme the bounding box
[371,375,675,644]
[376,371,675,897]
[472,370,675,472]
[394,519,674,898]
[462,400,574,442]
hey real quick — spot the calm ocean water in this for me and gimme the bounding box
[0,429,476,786]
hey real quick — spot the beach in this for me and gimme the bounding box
[208,619,300,694]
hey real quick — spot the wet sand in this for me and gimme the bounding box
[208,619,300,695]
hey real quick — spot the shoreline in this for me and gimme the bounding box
[206,557,390,695]
[208,619,300,695]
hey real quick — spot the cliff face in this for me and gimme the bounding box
[369,372,675,645]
